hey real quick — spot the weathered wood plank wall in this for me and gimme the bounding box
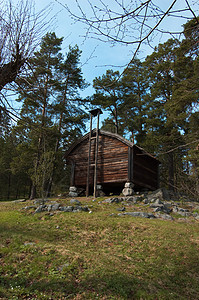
[66,130,160,192]
[133,146,159,190]
[67,135,129,187]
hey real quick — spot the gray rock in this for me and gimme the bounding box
[176,211,191,217]
[24,206,36,210]
[47,205,53,212]
[172,206,179,213]
[34,205,47,213]
[178,208,189,212]
[119,212,155,218]
[13,198,26,203]
[96,184,102,190]
[47,203,60,212]
[126,196,139,204]
[117,207,126,212]
[195,215,199,220]
[172,207,190,217]
[51,203,61,211]
[60,206,74,212]
[102,197,121,204]
[75,206,89,212]
[155,213,173,220]
[69,191,79,197]
[69,186,77,192]
[70,199,81,205]
[147,188,170,202]
[34,199,48,205]
[150,199,163,207]
[122,187,134,196]
[152,204,171,214]
[149,198,157,203]
[153,207,163,213]
[72,205,89,212]
[143,199,150,204]
[24,242,36,246]
[96,190,105,197]
[124,182,134,188]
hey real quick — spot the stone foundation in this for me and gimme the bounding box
[69,186,78,197]
[122,182,134,196]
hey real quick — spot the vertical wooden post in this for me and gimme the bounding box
[128,147,132,182]
[157,163,160,189]
[93,112,100,198]
[86,114,92,197]
[70,161,75,186]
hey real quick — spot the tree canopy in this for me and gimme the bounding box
[0,15,198,200]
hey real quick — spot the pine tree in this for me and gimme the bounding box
[143,24,198,193]
[120,59,150,144]
[16,32,63,199]
[92,70,125,134]
[46,45,87,196]
[143,39,185,191]
[15,33,88,199]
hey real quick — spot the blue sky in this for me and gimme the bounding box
[33,0,197,98]
[10,0,198,129]
[31,0,198,129]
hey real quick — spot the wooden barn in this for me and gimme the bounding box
[65,128,160,196]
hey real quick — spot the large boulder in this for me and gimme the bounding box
[147,188,170,202]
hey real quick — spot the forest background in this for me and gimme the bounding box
[0,0,198,200]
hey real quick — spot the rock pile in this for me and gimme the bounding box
[23,199,91,214]
[103,188,199,221]
[21,188,199,221]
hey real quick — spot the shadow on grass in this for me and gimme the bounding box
[1,271,145,299]
[0,218,72,244]
[1,263,199,299]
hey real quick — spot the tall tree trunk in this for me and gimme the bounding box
[193,161,199,196]
[168,152,175,191]
[45,136,60,197]
[30,184,36,200]
[7,173,11,200]
[114,105,119,134]
[30,76,48,199]
[46,76,69,197]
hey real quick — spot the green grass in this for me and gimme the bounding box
[0,198,199,299]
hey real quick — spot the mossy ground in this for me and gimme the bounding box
[0,197,199,299]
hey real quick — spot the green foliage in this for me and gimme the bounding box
[92,69,125,134]
[0,32,88,200]
[92,18,198,196]
[120,58,150,143]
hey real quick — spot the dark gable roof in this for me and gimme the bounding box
[65,129,160,162]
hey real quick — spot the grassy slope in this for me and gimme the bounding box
[0,198,199,300]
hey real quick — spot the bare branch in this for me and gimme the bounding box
[0,0,51,91]
[57,0,198,48]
